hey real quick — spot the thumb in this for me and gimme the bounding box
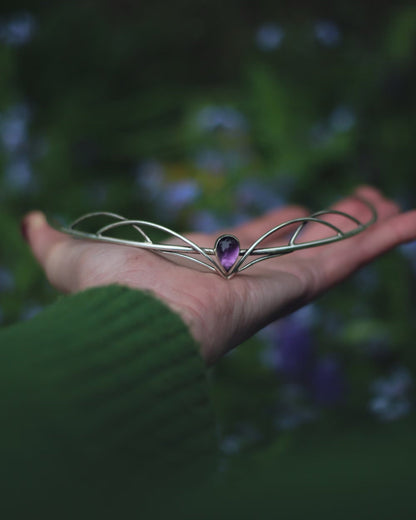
[20,211,110,294]
[20,211,77,291]
[21,211,62,266]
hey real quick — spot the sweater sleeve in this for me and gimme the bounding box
[0,284,217,516]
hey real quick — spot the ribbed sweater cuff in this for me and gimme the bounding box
[0,284,216,505]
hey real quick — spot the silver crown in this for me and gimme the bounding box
[60,196,377,279]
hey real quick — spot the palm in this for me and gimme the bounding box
[24,186,416,363]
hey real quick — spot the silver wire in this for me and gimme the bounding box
[59,195,377,279]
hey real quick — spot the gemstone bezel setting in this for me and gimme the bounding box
[214,234,241,275]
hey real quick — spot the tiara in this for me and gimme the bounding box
[60,196,377,279]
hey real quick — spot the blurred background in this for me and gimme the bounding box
[1,0,416,492]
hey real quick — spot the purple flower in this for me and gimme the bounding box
[263,308,347,410]
[275,316,316,382]
[311,355,347,406]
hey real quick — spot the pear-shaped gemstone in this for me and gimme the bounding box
[215,235,240,272]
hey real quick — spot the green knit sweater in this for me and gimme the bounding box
[1,284,416,520]
[0,284,215,517]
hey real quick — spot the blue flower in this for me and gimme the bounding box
[5,158,34,192]
[236,179,284,213]
[314,20,341,47]
[162,180,200,212]
[0,268,15,292]
[135,160,165,200]
[194,149,225,175]
[256,23,285,51]
[329,106,356,133]
[195,105,248,134]
[369,367,413,421]
[190,210,223,233]
[400,240,416,275]
[20,303,43,321]
[0,12,36,46]
[0,104,30,153]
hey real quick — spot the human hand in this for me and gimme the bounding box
[21,186,416,364]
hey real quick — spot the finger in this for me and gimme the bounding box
[21,211,82,292]
[353,185,401,219]
[356,208,416,263]
[296,186,400,244]
[222,205,310,246]
[310,208,416,293]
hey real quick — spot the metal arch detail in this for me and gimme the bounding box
[60,196,377,279]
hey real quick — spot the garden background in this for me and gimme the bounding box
[1,1,416,516]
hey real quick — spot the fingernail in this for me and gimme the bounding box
[20,211,46,243]
[29,211,46,230]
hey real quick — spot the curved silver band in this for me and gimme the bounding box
[59,196,377,279]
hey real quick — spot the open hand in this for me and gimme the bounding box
[21,186,416,364]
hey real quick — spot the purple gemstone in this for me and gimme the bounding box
[215,235,240,272]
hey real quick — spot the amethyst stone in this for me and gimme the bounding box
[215,235,240,272]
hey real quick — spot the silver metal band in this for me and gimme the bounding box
[59,196,377,279]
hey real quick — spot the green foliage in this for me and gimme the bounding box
[1,0,415,457]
